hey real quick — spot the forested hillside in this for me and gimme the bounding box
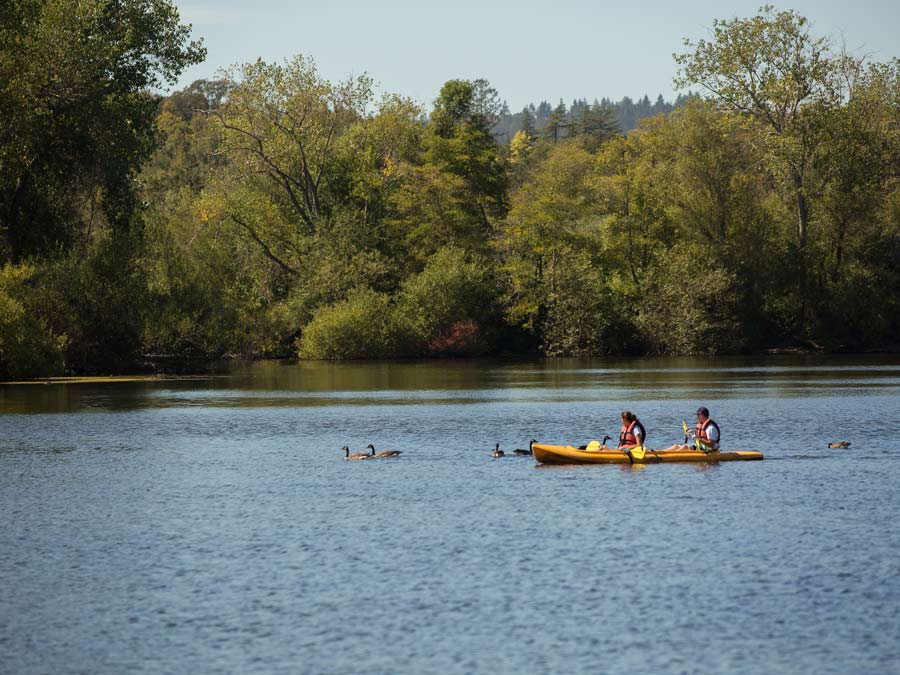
[2,3,899,378]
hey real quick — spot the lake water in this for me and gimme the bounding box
[2,356,899,675]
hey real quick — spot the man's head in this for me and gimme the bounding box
[696,406,710,421]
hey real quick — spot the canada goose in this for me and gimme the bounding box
[827,441,851,449]
[514,438,537,455]
[367,443,401,458]
[343,446,370,460]
[491,443,504,457]
[602,435,611,447]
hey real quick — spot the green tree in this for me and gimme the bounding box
[674,6,843,328]
[499,141,594,328]
[542,101,568,141]
[331,94,423,241]
[211,56,373,235]
[520,107,536,138]
[591,103,783,350]
[591,134,675,295]
[385,163,484,269]
[140,79,227,196]
[812,59,900,348]
[573,104,619,150]
[425,79,508,230]
[141,185,295,358]
[0,0,205,260]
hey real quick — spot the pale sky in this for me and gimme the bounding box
[173,0,900,111]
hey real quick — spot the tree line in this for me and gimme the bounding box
[492,92,699,143]
[1,3,899,378]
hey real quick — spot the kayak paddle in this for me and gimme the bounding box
[683,421,715,453]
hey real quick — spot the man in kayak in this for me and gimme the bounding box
[662,406,720,452]
[614,411,646,450]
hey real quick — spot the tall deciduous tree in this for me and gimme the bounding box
[811,58,900,347]
[675,5,900,335]
[0,0,205,260]
[674,6,842,328]
[498,141,597,328]
[674,6,840,247]
[211,56,373,235]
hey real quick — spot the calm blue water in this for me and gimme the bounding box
[2,356,899,675]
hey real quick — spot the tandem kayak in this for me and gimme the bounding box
[532,443,764,465]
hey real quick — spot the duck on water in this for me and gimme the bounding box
[367,444,402,458]
[343,446,370,460]
[514,439,537,455]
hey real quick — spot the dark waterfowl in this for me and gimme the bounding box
[344,446,370,460]
[827,441,851,449]
[514,439,537,455]
[367,443,402,458]
[491,443,504,457]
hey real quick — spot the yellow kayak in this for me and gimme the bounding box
[532,443,764,465]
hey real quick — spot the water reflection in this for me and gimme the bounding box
[2,354,900,415]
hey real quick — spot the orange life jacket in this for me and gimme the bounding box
[619,419,646,448]
[696,419,720,449]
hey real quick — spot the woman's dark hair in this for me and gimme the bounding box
[621,411,635,422]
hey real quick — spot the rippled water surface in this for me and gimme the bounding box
[2,356,900,674]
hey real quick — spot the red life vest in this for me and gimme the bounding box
[619,420,646,448]
[696,419,720,448]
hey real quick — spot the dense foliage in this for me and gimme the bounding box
[1,5,899,377]
[0,0,204,376]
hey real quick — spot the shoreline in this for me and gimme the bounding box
[3,349,900,385]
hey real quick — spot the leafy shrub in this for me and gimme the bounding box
[634,244,743,355]
[0,264,67,379]
[540,251,633,356]
[298,287,404,359]
[395,246,500,355]
[37,233,147,373]
[142,213,287,359]
[814,259,899,351]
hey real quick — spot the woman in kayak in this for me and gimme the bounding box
[612,411,646,449]
[662,406,720,452]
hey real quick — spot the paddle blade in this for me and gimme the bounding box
[631,446,646,460]
[681,420,690,435]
